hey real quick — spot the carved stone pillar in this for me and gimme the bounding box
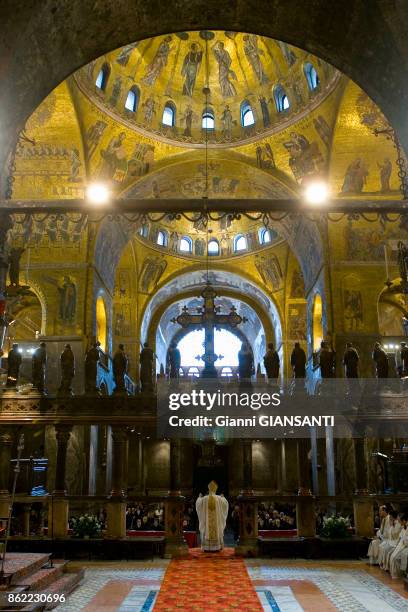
[164,439,188,557]
[242,439,253,495]
[22,504,31,537]
[53,425,72,495]
[110,426,128,498]
[0,429,14,496]
[354,437,368,494]
[352,437,373,536]
[296,437,316,537]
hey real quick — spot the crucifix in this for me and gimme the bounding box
[171,283,247,378]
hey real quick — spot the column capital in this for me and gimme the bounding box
[110,426,129,444]
[0,432,13,447]
[55,424,72,443]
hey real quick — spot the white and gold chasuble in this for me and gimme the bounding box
[196,482,229,551]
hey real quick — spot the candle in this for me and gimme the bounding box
[384,243,389,280]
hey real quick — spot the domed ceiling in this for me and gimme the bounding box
[75,31,339,147]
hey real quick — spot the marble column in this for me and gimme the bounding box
[236,439,258,556]
[164,439,188,557]
[106,426,128,539]
[88,425,98,495]
[353,437,374,537]
[0,214,12,350]
[49,425,72,538]
[53,425,72,495]
[296,437,316,538]
[0,428,14,520]
[22,504,31,537]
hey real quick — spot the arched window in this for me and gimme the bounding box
[124,86,139,112]
[258,228,272,245]
[202,108,215,130]
[241,100,255,127]
[312,294,323,352]
[208,239,219,256]
[234,234,247,252]
[95,63,110,91]
[304,62,320,91]
[157,230,168,247]
[96,296,107,352]
[179,236,192,253]
[162,102,176,127]
[139,224,149,238]
[274,85,290,112]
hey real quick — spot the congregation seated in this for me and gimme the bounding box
[125,502,164,530]
[367,505,408,579]
[258,503,296,530]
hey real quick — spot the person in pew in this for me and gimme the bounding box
[389,514,408,578]
[368,505,390,565]
[378,510,401,569]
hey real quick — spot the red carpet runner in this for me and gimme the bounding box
[154,548,262,611]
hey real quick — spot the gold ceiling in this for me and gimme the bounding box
[75,31,339,147]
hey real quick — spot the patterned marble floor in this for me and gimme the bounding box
[55,559,408,611]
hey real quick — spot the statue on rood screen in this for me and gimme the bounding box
[58,343,75,396]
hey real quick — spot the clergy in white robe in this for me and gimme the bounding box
[368,505,390,565]
[378,511,401,569]
[389,515,408,578]
[196,481,229,551]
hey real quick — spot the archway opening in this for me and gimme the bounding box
[96,296,107,352]
[312,294,323,352]
[178,328,242,368]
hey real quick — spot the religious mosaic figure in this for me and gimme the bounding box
[398,241,408,283]
[344,289,363,331]
[313,115,332,148]
[58,343,75,396]
[277,41,297,66]
[220,105,235,140]
[168,340,181,379]
[181,42,203,96]
[109,77,122,106]
[256,143,275,170]
[255,254,282,290]
[341,158,369,193]
[32,342,47,393]
[290,269,305,298]
[58,276,76,322]
[113,344,128,394]
[139,256,167,293]
[196,481,228,552]
[243,34,268,84]
[212,41,237,98]
[68,148,82,182]
[139,342,154,392]
[116,42,138,66]
[194,237,206,256]
[99,132,128,182]
[283,132,323,181]
[6,343,22,387]
[182,105,195,137]
[258,96,271,127]
[378,158,392,192]
[142,36,173,86]
[141,97,157,125]
[8,247,25,287]
[263,343,280,383]
[86,120,107,159]
[84,342,100,394]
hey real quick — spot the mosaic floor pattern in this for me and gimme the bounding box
[55,559,408,611]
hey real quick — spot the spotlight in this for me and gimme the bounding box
[86,183,110,205]
[304,181,329,205]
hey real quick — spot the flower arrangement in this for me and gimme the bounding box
[320,515,351,539]
[71,514,102,538]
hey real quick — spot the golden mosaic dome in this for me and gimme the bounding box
[75,30,339,147]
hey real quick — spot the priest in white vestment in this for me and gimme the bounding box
[368,505,390,565]
[196,481,229,551]
[389,514,408,578]
[378,511,401,569]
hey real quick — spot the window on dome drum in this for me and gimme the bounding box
[258,228,272,245]
[208,239,219,255]
[125,86,139,112]
[304,62,320,91]
[162,102,176,127]
[234,234,247,252]
[202,109,215,130]
[241,101,255,127]
[95,64,110,91]
[274,85,290,112]
[139,224,149,238]
[157,230,168,247]
[179,236,192,253]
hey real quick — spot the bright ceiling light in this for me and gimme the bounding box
[303,180,330,205]
[86,183,110,205]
